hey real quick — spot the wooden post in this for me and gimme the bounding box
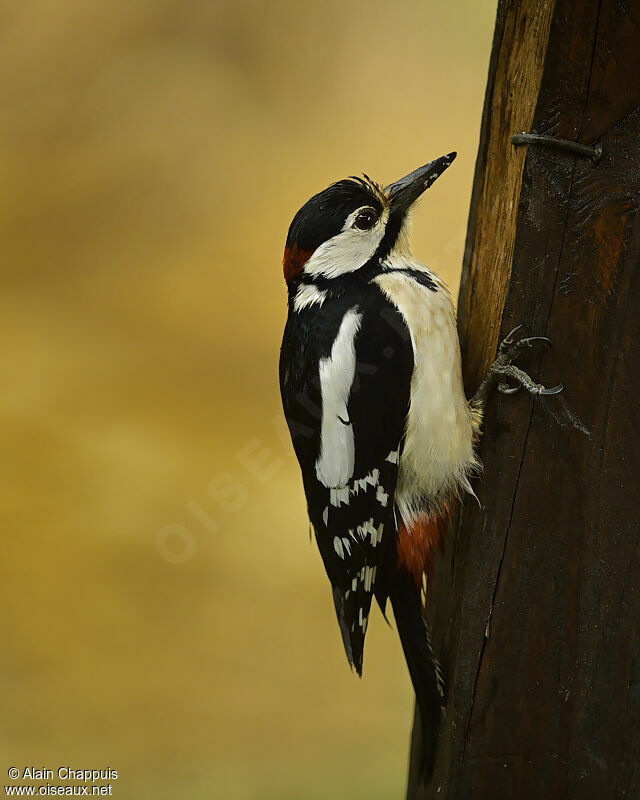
[407,1,640,797]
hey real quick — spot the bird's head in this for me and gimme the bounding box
[282,152,456,286]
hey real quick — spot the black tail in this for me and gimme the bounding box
[390,566,444,781]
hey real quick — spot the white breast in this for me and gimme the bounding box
[374,256,477,522]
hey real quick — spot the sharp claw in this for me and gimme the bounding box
[519,336,552,349]
[498,382,521,395]
[540,383,563,396]
[502,324,524,346]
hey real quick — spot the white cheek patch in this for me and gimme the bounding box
[303,207,389,279]
[315,308,362,488]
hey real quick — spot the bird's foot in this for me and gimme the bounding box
[471,325,562,412]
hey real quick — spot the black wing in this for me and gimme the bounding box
[280,284,413,673]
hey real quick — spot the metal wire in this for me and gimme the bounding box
[511,132,602,164]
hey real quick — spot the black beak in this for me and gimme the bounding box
[385,152,457,214]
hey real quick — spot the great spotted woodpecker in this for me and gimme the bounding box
[279,153,561,777]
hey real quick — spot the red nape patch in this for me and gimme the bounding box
[283,243,312,283]
[397,508,450,587]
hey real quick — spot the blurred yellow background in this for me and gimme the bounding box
[1,2,494,798]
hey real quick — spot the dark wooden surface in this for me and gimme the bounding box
[407,1,640,797]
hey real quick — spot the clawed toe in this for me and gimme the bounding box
[498,324,525,353]
[495,364,563,398]
[498,382,521,395]
[498,379,562,397]
[517,335,552,349]
[539,383,563,396]
[502,333,552,362]
[471,324,563,411]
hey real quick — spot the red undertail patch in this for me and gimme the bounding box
[397,508,450,587]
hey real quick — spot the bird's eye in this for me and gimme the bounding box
[353,208,378,231]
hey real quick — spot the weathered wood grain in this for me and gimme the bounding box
[407,1,640,797]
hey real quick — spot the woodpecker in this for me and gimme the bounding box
[279,153,561,778]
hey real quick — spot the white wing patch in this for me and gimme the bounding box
[315,308,362,488]
[329,487,350,507]
[356,518,377,541]
[376,485,389,507]
[352,467,380,495]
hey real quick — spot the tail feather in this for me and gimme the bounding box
[390,566,445,781]
[332,580,374,676]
